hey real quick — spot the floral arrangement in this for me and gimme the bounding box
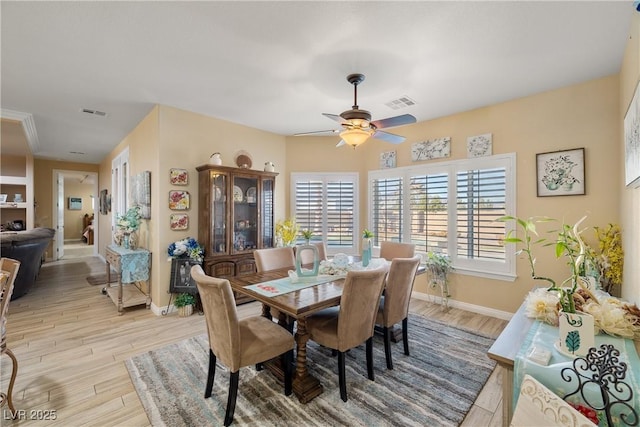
[592,224,624,294]
[362,229,374,239]
[168,237,204,262]
[500,215,640,339]
[276,218,299,246]
[116,206,142,232]
[301,229,313,241]
[525,287,640,339]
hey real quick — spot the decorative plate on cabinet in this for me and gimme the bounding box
[246,187,256,203]
[234,150,253,169]
[233,185,243,202]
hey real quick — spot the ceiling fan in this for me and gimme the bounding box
[296,73,417,148]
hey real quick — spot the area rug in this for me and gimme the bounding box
[85,272,120,285]
[126,314,496,426]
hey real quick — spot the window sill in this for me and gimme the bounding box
[451,266,516,282]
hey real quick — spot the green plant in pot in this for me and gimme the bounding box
[500,215,600,356]
[174,292,196,317]
[300,229,313,244]
[424,251,453,311]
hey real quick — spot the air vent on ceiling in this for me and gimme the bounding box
[385,96,416,110]
[81,108,107,117]
[69,151,86,155]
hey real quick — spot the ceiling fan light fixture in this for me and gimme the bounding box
[340,128,373,148]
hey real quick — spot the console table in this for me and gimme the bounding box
[104,245,151,315]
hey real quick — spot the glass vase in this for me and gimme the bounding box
[362,238,372,267]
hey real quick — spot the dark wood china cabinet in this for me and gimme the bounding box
[196,164,277,304]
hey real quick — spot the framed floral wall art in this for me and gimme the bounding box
[624,81,640,187]
[170,213,189,230]
[536,148,585,197]
[170,168,188,185]
[380,151,397,168]
[411,137,451,161]
[169,190,190,210]
[467,133,492,157]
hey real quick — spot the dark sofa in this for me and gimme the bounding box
[1,228,56,300]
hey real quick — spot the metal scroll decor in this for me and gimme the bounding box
[561,344,638,426]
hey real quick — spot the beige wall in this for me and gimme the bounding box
[98,105,287,308]
[286,75,621,314]
[92,12,638,315]
[619,12,640,306]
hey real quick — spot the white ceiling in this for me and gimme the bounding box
[0,1,633,164]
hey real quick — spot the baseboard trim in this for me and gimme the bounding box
[411,291,514,321]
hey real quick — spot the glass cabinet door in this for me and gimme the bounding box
[262,177,275,248]
[211,172,227,254]
[232,175,258,253]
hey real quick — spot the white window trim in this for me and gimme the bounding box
[291,172,359,255]
[111,147,129,237]
[368,153,517,281]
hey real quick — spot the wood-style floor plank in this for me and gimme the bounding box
[1,256,507,426]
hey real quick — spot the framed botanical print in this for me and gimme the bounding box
[536,148,585,197]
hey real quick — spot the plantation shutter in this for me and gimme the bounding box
[371,177,403,245]
[409,173,449,254]
[455,167,507,261]
[292,173,358,253]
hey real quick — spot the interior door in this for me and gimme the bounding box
[56,172,64,259]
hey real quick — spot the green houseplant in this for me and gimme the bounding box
[301,229,313,244]
[424,251,453,310]
[174,292,196,317]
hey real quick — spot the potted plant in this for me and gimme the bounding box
[424,251,453,311]
[500,215,597,355]
[301,229,313,245]
[115,205,142,249]
[174,292,196,317]
[361,229,374,267]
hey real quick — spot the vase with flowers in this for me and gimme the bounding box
[115,206,142,249]
[276,218,299,247]
[168,237,204,263]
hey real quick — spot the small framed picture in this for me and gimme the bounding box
[170,168,188,186]
[380,151,397,168]
[536,148,585,197]
[68,197,82,210]
[170,213,189,230]
[0,194,7,203]
[169,190,190,210]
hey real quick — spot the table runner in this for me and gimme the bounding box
[513,320,640,422]
[108,244,150,283]
[245,275,340,297]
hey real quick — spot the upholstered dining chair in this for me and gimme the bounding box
[254,247,295,272]
[375,256,421,369]
[1,257,21,415]
[379,241,416,261]
[191,265,295,426]
[305,267,388,402]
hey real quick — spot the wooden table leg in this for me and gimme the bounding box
[117,279,123,315]
[292,317,323,403]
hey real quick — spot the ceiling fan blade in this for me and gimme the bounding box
[294,129,339,136]
[336,140,346,147]
[370,114,417,130]
[372,130,406,144]
[322,113,348,124]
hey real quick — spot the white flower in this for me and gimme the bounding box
[525,288,560,326]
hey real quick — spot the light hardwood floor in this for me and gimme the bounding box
[2,256,507,426]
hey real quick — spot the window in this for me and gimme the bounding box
[369,154,516,280]
[291,173,358,254]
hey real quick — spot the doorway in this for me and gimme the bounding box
[52,170,99,260]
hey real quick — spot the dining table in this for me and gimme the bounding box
[227,259,425,403]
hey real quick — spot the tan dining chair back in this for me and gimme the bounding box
[306,267,387,401]
[191,265,295,426]
[376,256,421,369]
[1,257,21,414]
[379,241,416,261]
[254,247,296,272]
[296,242,328,265]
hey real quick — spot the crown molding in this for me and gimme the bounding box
[1,108,41,154]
